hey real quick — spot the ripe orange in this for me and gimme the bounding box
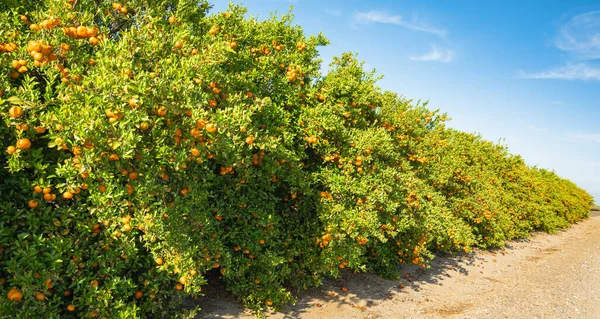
[16,139,31,149]
[35,292,45,301]
[7,288,22,302]
[155,257,163,265]
[33,186,42,193]
[67,304,75,311]
[90,280,99,288]
[6,146,16,155]
[76,26,88,38]
[28,200,39,208]
[63,191,74,199]
[175,283,183,290]
[245,136,255,145]
[134,291,143,299]
[205,123,217,133]
[9,106,23,118]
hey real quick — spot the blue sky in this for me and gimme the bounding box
[212,0,600,202]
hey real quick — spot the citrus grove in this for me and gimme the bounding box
[0,0,594,317]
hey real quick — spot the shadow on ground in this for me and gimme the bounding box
[192,248,494,318]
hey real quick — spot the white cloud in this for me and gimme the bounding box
[555,11,600,60]
[519,63,600,80]
[522,11,600,81]
[409,47,454,62]
[353,11,447,37]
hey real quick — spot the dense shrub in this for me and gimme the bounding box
[0,0,594,317]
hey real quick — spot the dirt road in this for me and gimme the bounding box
[197,211,600,319]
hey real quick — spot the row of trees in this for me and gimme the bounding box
[0,1,593,317]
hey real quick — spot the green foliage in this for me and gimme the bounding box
[0,0,594,317]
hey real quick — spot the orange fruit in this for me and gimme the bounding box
[28,200,39,208]
[76,26,88,38]
[33,186,43,193]
[134,291,143,299]
[16,139,31,150]
[205,123,217,133]
[7,288,22,302]
[175,283,183,290]
[63,191,73,199]
[34,126,46,134]
[67,304,75,311]
[9,106,23,118]
[35,292,45,301]
[155,257,163,265]
[245,136,255,145]
[109,153,119,161]
[6,146,16,155]
[90,280,99,288]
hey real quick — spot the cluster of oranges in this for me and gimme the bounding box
[0,42,18,53]
[27,16,61,31]
[112,3,128,14]
[286,65,305,84]
[271,40,285,51]
[62,26,102,46]
[297,42,307,51]
[8,59,27,79]
[305,135,318,145]
[105,109,124,123]
[27,40,58,67]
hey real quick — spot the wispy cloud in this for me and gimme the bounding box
[523,11,600,81]
[353,11,447,37]
[324,8,342,17]
[563,133,600,144]
[410,47,455,63]
[555,11,600,60]
[519,63,600,80]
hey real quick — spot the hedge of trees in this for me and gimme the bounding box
[0,1,593,317]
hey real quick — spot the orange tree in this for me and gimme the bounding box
[0,0,594,317]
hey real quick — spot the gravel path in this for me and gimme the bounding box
[197,211,600,319]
